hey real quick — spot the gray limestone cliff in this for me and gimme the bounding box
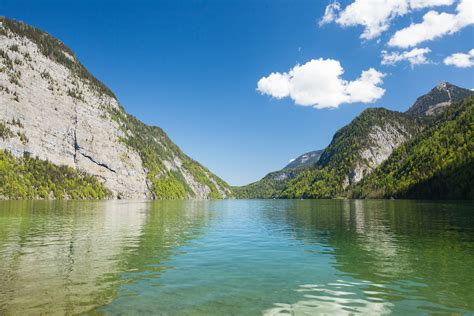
[0,17,231,199]
[317,108,423,189]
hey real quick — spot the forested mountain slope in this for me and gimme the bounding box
[238,82,473,200]
[0,148,110,199]
[281,108,423,198]
[234,150,324,199]
[352,96,474,199]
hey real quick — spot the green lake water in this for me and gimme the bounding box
[0,200,473,315]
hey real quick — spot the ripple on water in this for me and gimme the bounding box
[264,280,394,315]
[1,200,474,315]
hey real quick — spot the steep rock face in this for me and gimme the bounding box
[352,96,474,199]
[237,109,422,199]
[0,17,231,199]
[318,108,422,188]
[346,122,417,187]
[239,82,473,199]
[282,108,423,198]
[406,82,473,116]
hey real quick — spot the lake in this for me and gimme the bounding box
[0,200,473,315]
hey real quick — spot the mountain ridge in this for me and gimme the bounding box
[0,16,231,199]
[1,17,472,201]
[281,107,423,198]
[237,82,472,200]
[352,95,474,199]
[406,82,473,116]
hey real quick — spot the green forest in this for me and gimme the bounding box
[236,97,473,200]
[239,108,423,199]
[0,16,231,200]
[0,150,111,199]
[281,108,423,198]
[233,169,296,199]
[1,17,472,201]
[351,96,474,199]
[108,108,229,199]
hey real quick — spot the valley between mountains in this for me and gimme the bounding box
[1,17,473,200]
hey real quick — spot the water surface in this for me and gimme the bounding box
[0,200,473,315]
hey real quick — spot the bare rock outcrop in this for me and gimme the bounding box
[0,17,231,199]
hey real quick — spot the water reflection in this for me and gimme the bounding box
[264,200,474,314]
[0,200,211,315]
[0,199,473,315]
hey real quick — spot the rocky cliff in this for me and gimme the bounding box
[0,17,231,199]
[236,109,422,199]
[239,82,472,199]
[281,108,423,198]
[406,82,473,116]
[352,96,474,199]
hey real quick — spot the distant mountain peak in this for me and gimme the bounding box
[284,150,324,170]
[406,82,473,116]
[436,81,450,90]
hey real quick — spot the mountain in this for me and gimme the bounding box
[232,169,298,199]
[238,82,473,200]
[0,17,232,199]
[406,82,473,117]
[352,95,474,199]
[237,108,423,199]
[233,149,324,199]
[284,150,323,170]
[281,108,423,198]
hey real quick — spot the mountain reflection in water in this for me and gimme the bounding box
[0,199,472,315]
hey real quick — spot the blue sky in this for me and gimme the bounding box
[2,0,473,185]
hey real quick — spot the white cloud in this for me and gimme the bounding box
[444,48,474,67]
[257,58,385,109]
[388,0,474,48]
[319,1,341,26]
[320,0,454,40]
[256,72,290,99]
[410,0,456,8]
[381,47,431,66]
